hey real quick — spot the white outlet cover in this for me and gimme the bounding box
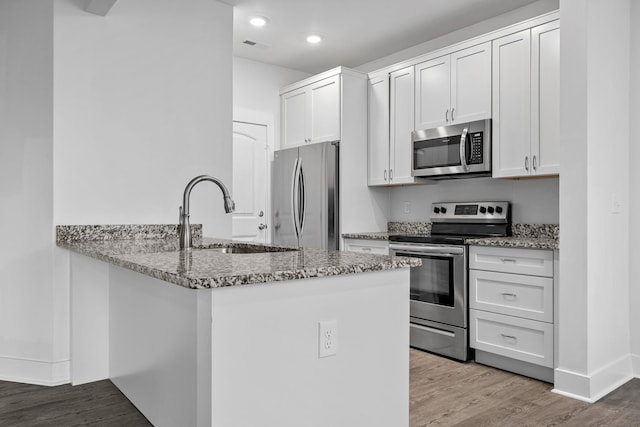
[318,320,337,358]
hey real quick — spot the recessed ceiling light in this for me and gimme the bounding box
[306,35,322,44]
[249,16,268,27]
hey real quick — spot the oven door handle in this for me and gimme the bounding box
[393,250,462,258]
[389,244,464,256]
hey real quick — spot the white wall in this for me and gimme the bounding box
[389,178,559,224]
[555,0,632,402]
[0,1,60,385]
[357,0,559,73]
[53,0,233,239]
[629,1,640,376]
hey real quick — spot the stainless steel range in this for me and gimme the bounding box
[389,201,511,361]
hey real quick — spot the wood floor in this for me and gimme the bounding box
[1,349,638,426]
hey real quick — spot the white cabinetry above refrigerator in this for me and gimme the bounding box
[281,73,340,149]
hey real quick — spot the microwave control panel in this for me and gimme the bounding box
[468,132,484,164]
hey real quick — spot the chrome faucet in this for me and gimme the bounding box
[179,175,235,250]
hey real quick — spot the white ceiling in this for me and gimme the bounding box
[225,0,542,74]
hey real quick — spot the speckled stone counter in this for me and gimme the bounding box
[57,225,420,290]
[342,223,559,249]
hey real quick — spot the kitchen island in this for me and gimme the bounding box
[57,225,418,427]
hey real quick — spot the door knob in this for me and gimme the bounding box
[258,223,268,230]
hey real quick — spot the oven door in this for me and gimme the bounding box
[390,243,467,328]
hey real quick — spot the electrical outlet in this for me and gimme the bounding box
[318,320,337,358]
[404,202,412,214]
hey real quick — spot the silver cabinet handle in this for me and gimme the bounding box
[525,156,530,171]
[389,169,393,180]
[501,334,518,343]
[501,258,517,263]
[501,292,517,300]
[362,247,372,252]
[258,223,267,230]
[445,109,449,123]
[533,155,537,171]
[384,169,387,181]
[451,107,455,121]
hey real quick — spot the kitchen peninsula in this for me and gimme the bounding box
[57,225,419,427]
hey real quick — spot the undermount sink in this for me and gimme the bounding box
[199,246,298,254]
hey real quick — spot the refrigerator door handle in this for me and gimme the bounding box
[298,162,306,236]
[291,157,301,239]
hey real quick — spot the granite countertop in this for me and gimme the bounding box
[342,223,559,250]
[57,225,420,290]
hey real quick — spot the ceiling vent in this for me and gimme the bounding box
[243,40,257,46]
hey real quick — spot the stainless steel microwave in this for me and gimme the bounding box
[411,119,491,179]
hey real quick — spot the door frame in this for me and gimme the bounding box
[232,107,275,243]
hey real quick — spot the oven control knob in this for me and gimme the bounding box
[496,206,503,214]
[434,207,440,214]
[487,206,495,214]
[479,206,487,214]
[440,207,447,214]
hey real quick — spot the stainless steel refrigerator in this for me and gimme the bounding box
[272,141,339,250]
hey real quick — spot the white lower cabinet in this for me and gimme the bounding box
[343,238,389,255]
[469,246,556,382]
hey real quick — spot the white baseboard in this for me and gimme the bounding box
[0,356,70,386]
[633,353,640,377]
[553,354,633,403]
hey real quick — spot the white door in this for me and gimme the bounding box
[415,55,450,130]
[308,74,340,144]
[367,75,390,186]
[232,121,269,243]
[281,88,307,148]
[531,21,560,176]
[450,42,492,124]
[492,30,532,178]
[390,66,415,184]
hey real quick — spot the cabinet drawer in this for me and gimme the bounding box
[343,239,389,255]
[469,246,553,277]
[470,309,553,368]
[469,270,553,322]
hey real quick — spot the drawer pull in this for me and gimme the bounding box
[500,258,517,263]
[501,292,517,301]
[501,334,518,344]
[362,247,372,252]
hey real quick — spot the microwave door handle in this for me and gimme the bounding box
[459,127,469,171]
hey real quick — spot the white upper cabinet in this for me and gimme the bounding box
[281,74,340,149]
[368,66,421,186]
[415,42,492,131]
[367,75,390,186]
[492,21,560,178]
[531,21,560,176]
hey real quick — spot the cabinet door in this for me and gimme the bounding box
[281,88,307,149]
[390,66,416,184]
[492,30,531,178]
[531,21,560,176]
[368,75,390,186]
[415,55,450,130]
[308,75,340,144]
[450,42,492,124]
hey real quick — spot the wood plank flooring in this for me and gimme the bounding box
[0,349,638,426]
